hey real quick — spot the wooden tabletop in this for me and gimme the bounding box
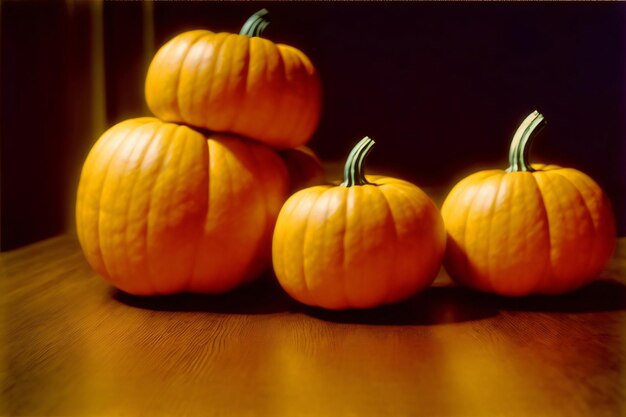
[1,234,624,417]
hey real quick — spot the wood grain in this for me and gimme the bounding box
[1,234,625,417]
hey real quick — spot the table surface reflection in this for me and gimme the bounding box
[1,234,625,417]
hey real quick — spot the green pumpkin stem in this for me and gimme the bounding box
[341,137,375,187]
[506,110,546,172]
[240,9,270,37]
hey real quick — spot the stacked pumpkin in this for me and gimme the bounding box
[76,10,323,295]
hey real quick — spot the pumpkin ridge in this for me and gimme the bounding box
[225,139,258,286]
[472,179,500,293]
[523,172,552,293]
[341,186,360,308]
[559,168,616,272]
[503,173,530,294]
[317,187,346,308]
[99,121,152,292]
[191,137,234,290]
[219,34,246,134]
[184,33,214,127]
[484,173,505,294]
[531,171,564,293]
[95,121,146,284]
[248,37,272,141]
[260,39,288,145]
[547,169,599,286]
[275,190,319,305]
[197,33,229,129]
[227,35,251,137]
[375,184,400,305]
[378,181,428,296]
[221,139,236,283]
[80,125,132,281]
[269,45,294,148]
[121,121,161,293]
[186,134,211,292]
[162,124,201,294]
[301,190,329,308]
[458,171,502,288]
[168,31,207,124]
[241,37,264,138]
[143,122,179,295]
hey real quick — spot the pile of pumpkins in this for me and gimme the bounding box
[76,10,616,310]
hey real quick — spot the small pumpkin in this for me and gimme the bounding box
[278,146,325,193]
[441,111,616,296]
[145,9,322,149]
[272,137,446,310]
[76,117,288,295]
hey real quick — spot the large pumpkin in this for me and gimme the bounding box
[272,137,446,310]
[145,9,322,149]
[76,117,288,295]
[441,111,616,296]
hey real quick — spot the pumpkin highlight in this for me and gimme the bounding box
[76,118,289,295]
[272,137,446,310]
[145,9,322,149]
[441,111,616,296]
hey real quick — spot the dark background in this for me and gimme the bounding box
[2,1,625,251]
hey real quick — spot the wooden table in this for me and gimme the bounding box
[1,234,624,417]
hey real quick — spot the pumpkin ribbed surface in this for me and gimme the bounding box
[441,111,616,296]
[272,138,446,310]
[442,165,616,295]
[76,117,288,295]
[145,30,322,149]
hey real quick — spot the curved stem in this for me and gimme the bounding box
[506,110,546,172]
[341,137,375,187]
[239,9,270,37]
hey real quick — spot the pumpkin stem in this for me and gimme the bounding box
[506,110,546,172]
[341,137,375,187]
[240,9,270,37]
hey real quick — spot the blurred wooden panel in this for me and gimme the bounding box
[0,1,109,250]
[1,234,624,416]
[1,1,70,250]
[103,1,153,124]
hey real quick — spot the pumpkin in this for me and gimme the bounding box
[145,9,322,149]
[278,146,325,193]
[272,137,446,310]
[76,117,289,295]
[441,111,616,296]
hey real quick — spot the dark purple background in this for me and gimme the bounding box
[2,1,624,250]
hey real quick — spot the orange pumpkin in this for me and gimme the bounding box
[76,117,288,295]
[278,146,325,193]
[145,9,322,149]
[441,111,616,296]
[272,137,446,310]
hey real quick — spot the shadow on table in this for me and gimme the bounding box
[112,277,500,324]
[303,278,626,325]
[111,275,298,315]
[301,286,500,326]
[112,275,625,322]
[491,278,626,313]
